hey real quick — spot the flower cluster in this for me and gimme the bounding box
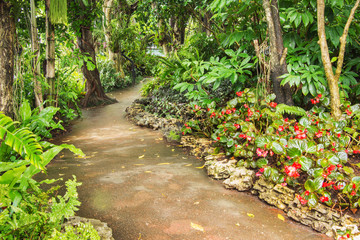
[284,162,301,178]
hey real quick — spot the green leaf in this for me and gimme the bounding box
[255,137,269,148]
[272,142,284,154]
[287,148,302,158]
[256,158,268,168]
[299,156,312,172]
[343,166,354,175]
[299,116,311,127]
[19,100,32,122]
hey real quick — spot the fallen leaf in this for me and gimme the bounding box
[185,164,192,167]
[59,155,64,158]
[193,201,200,205]
[182,157,187,159]
[161,193,167,198]
[196,165,205,169]
[134,164,145,166]
[158,163,171,165]
[235,223,240,226]
[59,173,64,176]
[277,214,285,221]
[140,139,145,141]
[138,155,145,159]
[171,149,175,152]
[92,152,98,154]
[77,164,81,166]
[145,171,152,173]
[191,222,204,232]
[247,213,255,218]
[121,166,125,169]
[62,140,70,142]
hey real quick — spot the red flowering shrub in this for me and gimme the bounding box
[182,88,360,210]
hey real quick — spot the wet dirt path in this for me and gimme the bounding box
[44,82,330,240]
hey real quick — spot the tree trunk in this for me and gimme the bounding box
[45,0,56,106]
[317,0,360,120]
[77,21,116,107]
[0,0,15,117]
[30,0,44,110]
[262,0,293,106]
[103,0,115,61]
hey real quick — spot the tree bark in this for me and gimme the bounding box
[262,0,293,106]
[317,0,360,120]
[77,13,116,107]
[30,0,44,110]
[103,0,115,61]
[0,0,15,117]
[45,0,56,106]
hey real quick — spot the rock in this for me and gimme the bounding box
[205,160,236,179]
[223,167,256,191]
[253,177,294,210]
[64,216,114,240]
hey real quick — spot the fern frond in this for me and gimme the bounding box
[0,113,44,170]
[275,104,307,117]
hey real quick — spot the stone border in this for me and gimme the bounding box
[126,101,360,239]
[64,216,114,240]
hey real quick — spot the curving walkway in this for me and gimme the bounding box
[44,82,330,240]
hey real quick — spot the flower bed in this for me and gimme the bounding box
[126,94,360,239]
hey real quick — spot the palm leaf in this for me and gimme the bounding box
[0,113,44,170]
[275,104,307,117]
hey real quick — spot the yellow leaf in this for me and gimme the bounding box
[59,155,64,158]
[92,152,98,154]
[171,149,175,152]
[193,201,200,205]
[247,213,255,218]
[59,173,64,176]
[182,157,187,159]
[185,164,192,167]
[235,223,240,226]
[140,139,144,141]
[191,222,204,232]
[145,171,152,173]
[134,164,145,166]
[62,140,70,142]
[277,214,285,221]
[121,166,125,168]
[196,165,205,169]
[158,163,171,165]
[138,155,145,159]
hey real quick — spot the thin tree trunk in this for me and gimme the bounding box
[45,0,56,106]
[317,0,360,120]
[103,0,115,61]
[30,0,44,110]
[262,0,293,105]
[0,0,15,117]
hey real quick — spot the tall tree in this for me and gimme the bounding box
[0,0,16,117]
[262,0,293,105]
[45,0,56,106]
[317,0,360,120]
[71,0,115,107]
[30,0,44,110]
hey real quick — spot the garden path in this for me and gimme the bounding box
[45,81,330,240]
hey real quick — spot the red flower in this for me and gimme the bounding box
[269,102,277,108]
[216,137,220,140]
[304,190,310,196]
[317,94,322,98]
[297,195,308,205]
[259,168,264,173]
[226,109,232,114]
[346,109,352,115]
[236,91,243,97]
[292,162,302,169]
[327,165,336,172]
[234,124,240,129]
[351,190,356,196]
[285,165,300,178]
[296,132,307,139]
[247,108,253,117]
[278,126,284,132]
[337,164,342,168]
[319,196,329,202]
[244,104,249,108]
[353,183,356,189]
[315,131,323,138]
[239,134,246,139]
